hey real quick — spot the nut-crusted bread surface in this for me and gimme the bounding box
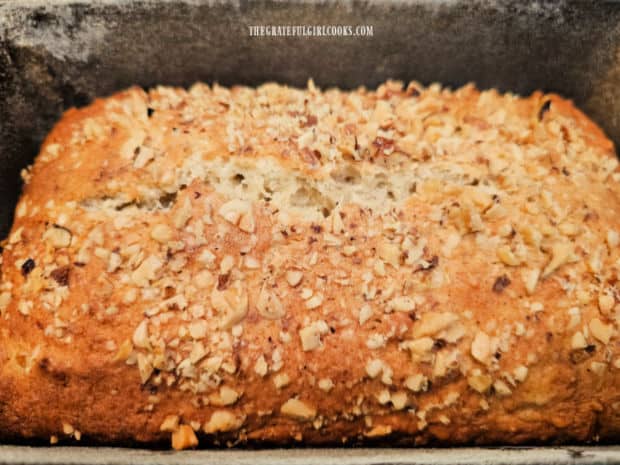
[1,80,619,448]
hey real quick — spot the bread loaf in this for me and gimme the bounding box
[1,80,619,448]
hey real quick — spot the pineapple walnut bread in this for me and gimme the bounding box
[0,80,619,449]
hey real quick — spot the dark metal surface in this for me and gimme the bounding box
[0,445,619,465]
[2,0,620,239]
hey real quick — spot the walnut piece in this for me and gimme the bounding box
[299,320,329,351]
[203,410,245,434]
[211,280,249,329]
[171,424,198,450]
[43,226,72,249]
[256,288,285,320]
[160,415,180,432]
[280,398,316,421]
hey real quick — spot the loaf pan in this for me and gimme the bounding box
[1,0,620,463]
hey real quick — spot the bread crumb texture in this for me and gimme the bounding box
[1,80,619,448]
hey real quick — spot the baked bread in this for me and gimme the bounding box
[1,80,619,448]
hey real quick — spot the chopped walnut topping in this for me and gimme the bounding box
[542,242,573,278]
[365,358,392,384]
[160,415,180,432]
[132,320,151,349]
[513,365,528,383]
[9,82,620,436]
[589,318,613,344]
[378,242,400,268]
[558,222,580,237]
[95,247,110,261]
[203,410,245,434]
[433,349,459,378]
[342,245,357,256]
[598,293,615,315]
[273,373,290,389]
[404,373,428,393]
[522,268,540,295]
[587,246,605,274]
[441,232,461,257]
[133,145,154,168]
[107,252,122,273]
[18,300,32,316]
[519,225,542,248]
[76,247,90,264]
[173,197,193,230]
[137,353,154,384]
[254,355,268,377]
[468,371,493,393]
[43,226,72,249]
[211,280,248,329]
[194,270,214,289]
[280,398,316,421]
[197,249,217,268]
[497,245,521,267]
[364,425,393,438]
[493,379,512,396]
[151,224,173,243]
[471,331,492,365]
[366,359,384,379]
[171,424,198,450]
[571,331,588,350]
[376,389,391,405]
[387,296,416,313]
[244,256,260,269]
[412,312,459,338]
[403,337,434,362]
[318,378,334,392]
[590,361,607,376]
[391,391,408,410]
[8,226,23,244]
[305,293,324,309]
[358,304,373,325]
[299,320,329,351]
[62,422,74,435]
[285,270,304,287]
[189,320,207,339]
[189,342,207,364]
[131,255,163,287]
[218,199,255,233]
[373,259,387,277]
[113,339,133,362]
[238,210,256,233]
[210,386,239,406]
[568,307,581,328]
[220,255,235,274]
[366,333,388,350]
[530,302,544,313]
[0,292,12,313]
[257,287,285,319]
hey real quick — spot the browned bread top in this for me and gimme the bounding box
[0,80,619,448]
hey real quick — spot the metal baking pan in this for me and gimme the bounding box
[1,0,620,463]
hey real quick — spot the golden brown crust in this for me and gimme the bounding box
[1,80,619,448]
